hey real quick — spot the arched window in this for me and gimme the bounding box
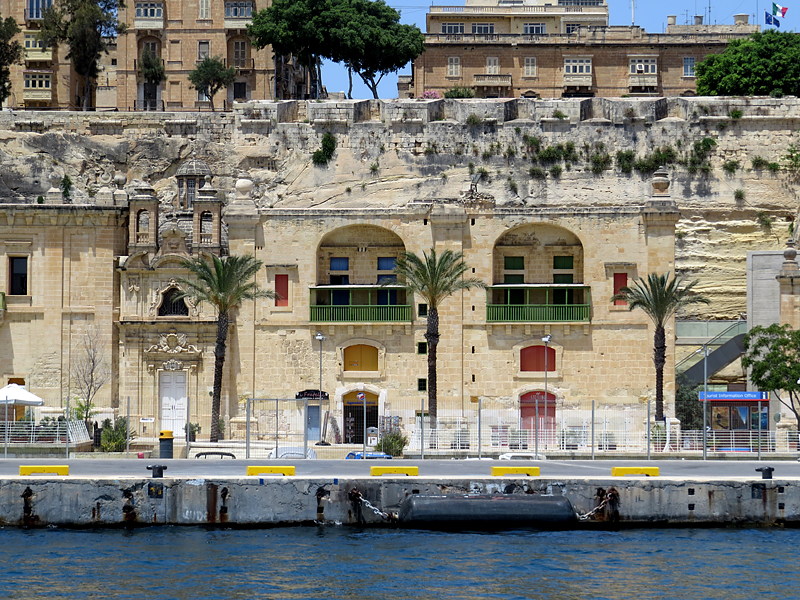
[200,211,213,234]
[343,344,379,371]
[158,288,189,317]
[520,345,556,372]
[136,210,149,243]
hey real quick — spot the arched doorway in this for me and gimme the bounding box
[342,390,378,444]
[520,391,556,448]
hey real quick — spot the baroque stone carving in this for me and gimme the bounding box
[162,359,183,371]
[145,331,200,355]
[148,279,198,317]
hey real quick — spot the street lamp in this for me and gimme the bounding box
[540,334,552,459]
[315,332,325,398]
[315,332,325,446]
[698,344,709,460]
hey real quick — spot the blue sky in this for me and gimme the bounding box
[321,0,796,99]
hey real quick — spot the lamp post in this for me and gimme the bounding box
[701,344,708,460]
[315,332,325,448]
[540,334,552,459]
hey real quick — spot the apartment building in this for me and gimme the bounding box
[401,1,759,99]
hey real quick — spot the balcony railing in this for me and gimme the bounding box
[23,88,52,101]
[223,58,255,70]
[24,9,45,20]
[486,285,591,323]
[563,73,592,86]
[134,16,164,30]
[24,48,52,62]
[198,233,212,244]
[310,285,411,323]
[224,16,253,29]
[628,73,658,87]
[473,73,512,86]
[136,232,150,243]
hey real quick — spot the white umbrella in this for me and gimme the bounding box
[1,383,44,458]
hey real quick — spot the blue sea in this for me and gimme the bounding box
[0,526,797,599]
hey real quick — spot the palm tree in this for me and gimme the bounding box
[178,254,276,442]
[393,248,485,423]
[612,272,709,422]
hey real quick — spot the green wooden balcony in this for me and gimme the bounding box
[486,285,591,323]
[310,285,412,323]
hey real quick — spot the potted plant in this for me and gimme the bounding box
[188,422,201,442]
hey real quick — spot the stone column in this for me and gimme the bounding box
[777,240,800,329]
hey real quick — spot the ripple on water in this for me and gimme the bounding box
[2,527,800,600]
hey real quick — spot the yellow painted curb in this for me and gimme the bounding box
[370,466,418,476]
[20,465,69,476]
[246,466,295,476]
[491,466,540,477]
[612,466,659,477]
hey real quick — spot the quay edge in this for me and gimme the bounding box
[0,477,797,529]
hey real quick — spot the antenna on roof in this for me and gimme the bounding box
[631,0,636,25]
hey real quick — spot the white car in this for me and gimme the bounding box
[499,452,546,461]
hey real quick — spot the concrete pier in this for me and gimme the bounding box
[1,476,796,528]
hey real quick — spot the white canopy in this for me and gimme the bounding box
[0,383,44,406]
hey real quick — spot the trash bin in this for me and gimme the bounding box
[159,430,174,459]
[367,427,379,447]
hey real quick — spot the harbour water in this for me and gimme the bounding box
[1,526,798,600]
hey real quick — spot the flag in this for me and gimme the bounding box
[773,3,789,17]
[766,10,782,26]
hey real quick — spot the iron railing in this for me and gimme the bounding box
[310,304,411,323]
[0,420,90,444]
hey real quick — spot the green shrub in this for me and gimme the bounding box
[312,133,336,165]
[729,109,742,119]
[784,143,800,170]
[722,160,740,175]
[374,431,409,457]
[734,188,745,201]
[529,166,546,179]
[60,175,72,199]
[756,210,774,230]
[634,146,677,174]
[538,146,562,162]
[751,156,768,169]
[507,178,518,194]
[616,150,635,174]
[549,164,562,178]
[477,167,490,180]
[481,149,492,160]
[466,113,483,126]
[522,134,541,153]
[768,162,781,172]
[553,109,567,120]
[445,86,475,98]
[589,152,612,174]
[100,417,136,453]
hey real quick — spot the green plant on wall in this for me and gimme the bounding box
[312,133,336,165]
[60,175,72,199]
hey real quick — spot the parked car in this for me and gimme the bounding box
[345,451,392,459]
[268,447,317,459]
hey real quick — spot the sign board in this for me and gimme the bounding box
[357,392,366,402]
[295,389,329,400]
[698,391,769,401]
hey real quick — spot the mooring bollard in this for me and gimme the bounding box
[755,466,774,480]
[147,465,168,478]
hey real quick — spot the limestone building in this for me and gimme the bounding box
[401,2,759,99]
[115,0,312,110]
[3,0,311,110]
[0,99,690,452]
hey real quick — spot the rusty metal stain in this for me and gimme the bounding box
[220,487,229,523]
[122,488,137,523]
[206,483,218,523]
[21,486,40,527]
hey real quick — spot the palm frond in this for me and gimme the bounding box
[611,272,709,327]
[393,248,485,308]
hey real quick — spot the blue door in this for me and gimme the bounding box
[307,405,320,441]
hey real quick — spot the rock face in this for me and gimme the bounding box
[0,97,793,319]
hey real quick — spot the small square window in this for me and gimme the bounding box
[418,303,428,317]
[330,257,349,271]
[553,256,574,270]
[417,342,428,354]
[417,378,427,392]
[377,274,397,284]
[504,256,524,270]
[377,257,396,271]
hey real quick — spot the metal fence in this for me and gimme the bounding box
[219,399,799,458]
[0,420,90,444]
